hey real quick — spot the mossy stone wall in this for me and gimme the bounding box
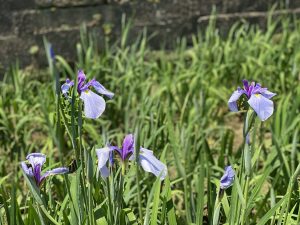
[0,0,300,70]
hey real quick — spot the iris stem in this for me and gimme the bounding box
[88,183,94,225]
[106,177,114,224]
[241,109,254,225]
[121,163,126,176]
[212,191,221,225]
[240,176,250,224]
[116,171,124,225]
[134,128,143,224]
[78,102,89,214]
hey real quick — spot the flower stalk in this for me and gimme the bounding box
[228,80,276,224]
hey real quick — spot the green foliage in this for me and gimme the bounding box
[0,12,300,225]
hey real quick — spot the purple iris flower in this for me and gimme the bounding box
[21,153,69,187]
[228,80,276,121]
[96,134,167,180]
[117,134,135,161]
[220,166,235,189]
[61,70,114,119]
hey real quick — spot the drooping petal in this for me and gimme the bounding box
[95,147,112,178]
[26,153,46,167]
[21,162,33,176]
[135,148,167,181]
[91,80,114,99]
[220,166,235,189]
[259,89,276,99]
[121,134,134,161]
[80,90,106,119]
[99,166,110,178]
[61,79,74,96]
[228,89,245,112]
[40,167,69,184]
[248,94,274,121]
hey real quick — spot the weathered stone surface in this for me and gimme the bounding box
[35,0,105,8]
[0,0,35,10]
[0,14,13,36]
[1,0,300,73]
[13,7,105,36]
[0,36,35,69]
[197,8,300,36]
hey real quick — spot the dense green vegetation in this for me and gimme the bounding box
[0,14,300,224]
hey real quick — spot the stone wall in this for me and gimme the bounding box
[1,0,300,71]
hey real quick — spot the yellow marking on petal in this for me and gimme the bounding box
[85,90,90,94]
[255,94,261,98]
